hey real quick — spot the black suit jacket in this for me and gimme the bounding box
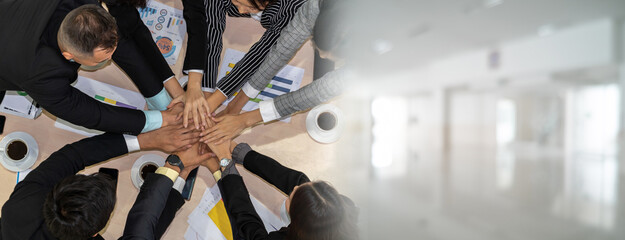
[0,0,174,135]
[220,150,311,240]
[0,133,183,239]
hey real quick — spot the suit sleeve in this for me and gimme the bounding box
[182,0,208,71]
[108,3,170,97]
[1,133,128,240]
[271,69,346,118]
[232,143,309,195]
[119,174,177,240]
[24,69,146,135]
[19,133,129,189]
[220,175,272,240]
[154,190,185,239]
[244,0,318,96]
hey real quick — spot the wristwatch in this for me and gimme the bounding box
[220,158,232,168]
[166,154,184,171]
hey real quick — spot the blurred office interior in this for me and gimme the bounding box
[334,1,625,239]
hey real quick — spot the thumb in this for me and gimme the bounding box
[167,96,184,109]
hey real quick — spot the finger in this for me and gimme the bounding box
[198,104,208,129]
[167,96,183,109]
[192,106,200,130]
[200,128,220,142]
[203,104,213,127]
[212,115,227,123]
[203,125,220,136]
[183,105,191,128]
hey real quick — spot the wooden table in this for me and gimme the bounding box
[0,1,340,238]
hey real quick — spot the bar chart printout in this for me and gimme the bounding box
[217,48,305,123]
[54,76,147,136]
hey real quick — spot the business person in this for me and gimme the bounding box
[203,141,359,240]
[0,128,209,239]
[170,0,307,130]
[199,0,350,143]
[0,0,183,135]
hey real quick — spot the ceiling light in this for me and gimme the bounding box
[538,24,555,37]
[484,0,504,8]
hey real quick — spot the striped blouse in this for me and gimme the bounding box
[183,0,307,97]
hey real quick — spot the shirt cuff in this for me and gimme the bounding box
[141,110,162,133]
[259,99,281,122]
[173,176,186,194]
[155,167,180,183]
[163,75,175,83]
[241,82,261,98]
[145,87,172,111]
[232,143,252,165]
[215,88,228,98]
[123,134,141,152]
[187,69,204,74]
[201,87,215,93]
[212,170,222,181]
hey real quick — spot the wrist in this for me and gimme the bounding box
[137,133,154,150]
[216,152,233,161]
[206,94,226,113]
[164,162,181,173]
[244,110,262,127]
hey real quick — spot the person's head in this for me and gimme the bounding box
[286,181,359,240]
[43,173,117,240]
[312,0,351,62]
[57,4,118,67]
[231,0,277,14]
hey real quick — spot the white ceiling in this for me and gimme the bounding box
[348,0,625,71]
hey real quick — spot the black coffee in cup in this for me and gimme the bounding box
[140,163,158,180]
[317,112,337,131]
[7,140,27,161]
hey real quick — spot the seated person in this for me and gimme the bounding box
[0,1,185,135]
[0,126,209,239]
[202,140,359,240]
[197,0,350,143]
[170,0,308,130]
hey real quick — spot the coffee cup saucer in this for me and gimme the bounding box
[0,132,39,172]
[131,154,165,189]
[306,104,344,144]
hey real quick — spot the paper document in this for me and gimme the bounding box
[185,184,287,240]
[137,0,186,65]
[0,91,42,119]
[217,48,305,123]
[54,76,146,136]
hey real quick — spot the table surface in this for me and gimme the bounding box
[0,1,341,239]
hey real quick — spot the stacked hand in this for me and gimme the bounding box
[167,72,214,130]
[170,142,216,179]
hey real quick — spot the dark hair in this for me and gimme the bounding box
[43,173,117,240]
[101,0,147,8]
[58,4,118,57]
[312,0,349,53]
[287,181,359,240]
[246,0,277,11]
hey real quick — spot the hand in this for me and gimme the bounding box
[167,72,212,130]
[178,165,198,180]
[201,153,220,173]
[221,91,250,116]
[174,142,216,170]
[200,110,262,144]
[138,124,201,153]
[206,139,232,161]
[161,102,184,127]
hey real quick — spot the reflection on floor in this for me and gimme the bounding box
[334,94,625,240]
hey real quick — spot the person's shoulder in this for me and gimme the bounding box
[28,44,78,82]
[267,227,289,239]
[1,183,51,240]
